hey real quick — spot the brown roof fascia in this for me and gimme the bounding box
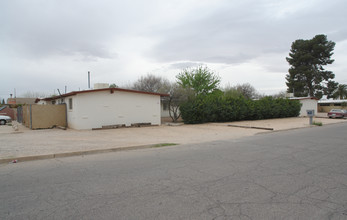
[40,88,169,102]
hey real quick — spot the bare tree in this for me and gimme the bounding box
[167,83,192,122]
[223,83,261,99]
[132,74,186,122]
[235,83,258,99]
[21,91,52,98]
[271,91,287,99]
[132,74,170,93]
[223,84,242,98]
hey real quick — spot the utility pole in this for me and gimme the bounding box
[88,71,90,89]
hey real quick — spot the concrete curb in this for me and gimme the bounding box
[227,124,274,130]
[255,120,347,135]
[0,143,176,164]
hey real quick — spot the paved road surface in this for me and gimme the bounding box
[1,123,347,219]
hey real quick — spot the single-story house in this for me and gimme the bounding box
[290,97,318,117]
[318,99,347,112]
[37,87,169,130]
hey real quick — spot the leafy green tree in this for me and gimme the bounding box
[286,34,337,98]
[109,83,118,88]
[325,80,339,99]
[176,66,220,95]
[333,84,347,99]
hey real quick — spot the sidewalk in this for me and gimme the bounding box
[1,117,345,164]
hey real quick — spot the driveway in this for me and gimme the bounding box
[0,117,345,162]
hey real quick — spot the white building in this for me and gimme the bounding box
[37,88,169,130]
[290,97,318,117]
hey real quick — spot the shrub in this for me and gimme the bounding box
[180,93,301,124]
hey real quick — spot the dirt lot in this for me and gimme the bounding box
[0,117,346,160]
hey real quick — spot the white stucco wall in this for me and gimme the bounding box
[66,90,161,129]
[36,100,47,105]
[299,99,318,117]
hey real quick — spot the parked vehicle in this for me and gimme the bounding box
[0,115,12,125]
[327,109,347,118]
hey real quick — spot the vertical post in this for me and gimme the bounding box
[306,110,314,125]
[88,71,90,89]
[29,104,32,129]
[65,103,68,128]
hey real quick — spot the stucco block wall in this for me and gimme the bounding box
[318,105,347,112]
[67,90,161,130]
[22,104,67,129]
[31,104,67,129]
[23,105,31,128]
[299,99,318,117]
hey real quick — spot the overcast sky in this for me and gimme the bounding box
[1,0,347,100]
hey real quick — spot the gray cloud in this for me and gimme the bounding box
[147,0,347,64]
[0,0,146,60]
[169,61,203,69]
[0,0,346,98]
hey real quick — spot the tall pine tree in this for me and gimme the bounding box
[286,34,337,98]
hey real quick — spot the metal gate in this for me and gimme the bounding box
[17,106,23,123]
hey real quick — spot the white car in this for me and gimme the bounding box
[0,115,12,125]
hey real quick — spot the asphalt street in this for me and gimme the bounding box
[1,123,347,219]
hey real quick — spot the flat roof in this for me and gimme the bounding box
[38,87,169,102]
[318,99,347,104]
[289,97,319,100]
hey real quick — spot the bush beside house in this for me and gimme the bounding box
[180,94,301,124]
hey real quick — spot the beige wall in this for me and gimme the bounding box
[31,105,66,129]
[23,105,30,128]
[66,90,161,130]
[318,105,347,112]
[22,104,67,129]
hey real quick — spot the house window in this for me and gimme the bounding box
[163,103,169,111]
[52,100,56,105]
[69,98,73,110]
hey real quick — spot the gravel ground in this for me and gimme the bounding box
[0,117,345,160]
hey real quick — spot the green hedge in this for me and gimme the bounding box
[180,94,301,124]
